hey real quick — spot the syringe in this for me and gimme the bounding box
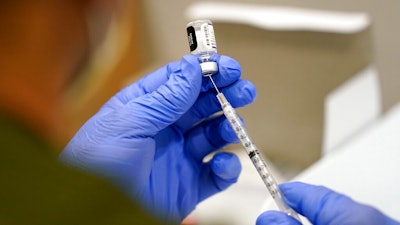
[215,90,301,222]
[186,20,302,223]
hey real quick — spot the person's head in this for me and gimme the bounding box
[0,0,119,145]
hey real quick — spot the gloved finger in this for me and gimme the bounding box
[281,182,352,224]
[176,79,256,132]
[99,55,198,114]
[98,55,203,137]
[184,115,240,162]
[198,152,241,202]
[99,54,240,115]
[280,182,397,225]
[256,211,301,225]
[200,54,242,91]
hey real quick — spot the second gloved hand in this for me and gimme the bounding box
[60,54,256,222]
[256,182,400,225]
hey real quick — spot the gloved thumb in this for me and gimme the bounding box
[279,182,400,225]
[116,55,202,137]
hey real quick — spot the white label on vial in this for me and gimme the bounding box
[200,23,217,50]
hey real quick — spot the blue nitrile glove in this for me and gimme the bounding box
[60,54,256,222]
[256,182,400,225]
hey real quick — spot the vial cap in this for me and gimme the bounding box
[200,61,218,76]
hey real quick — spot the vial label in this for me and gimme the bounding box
[186,20,218,55]
[200,23,217,50]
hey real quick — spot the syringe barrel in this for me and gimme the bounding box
[217,93,279,194]
[216,93,253,155]
[216,92,302,223]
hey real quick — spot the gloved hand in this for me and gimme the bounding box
[257,182,400,225]
[60,54,256,222]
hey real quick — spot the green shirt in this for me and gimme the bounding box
[0,115,164,225]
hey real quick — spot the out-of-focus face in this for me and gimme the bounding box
[85,1,120,56]
[65,0,120,88]
[0,0,121,144]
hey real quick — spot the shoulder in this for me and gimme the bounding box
[0,116,163,225]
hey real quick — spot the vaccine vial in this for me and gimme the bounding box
[186,20,218,76]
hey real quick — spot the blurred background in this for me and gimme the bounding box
[63,0,400,224]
